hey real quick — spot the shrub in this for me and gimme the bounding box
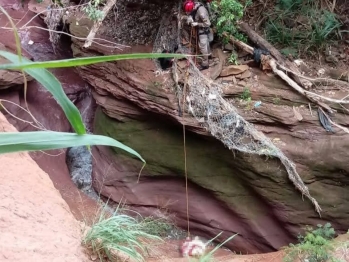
[83,0,105,21]
[211,0,251,41]
[265,0,342,54]
[283,223,340,262]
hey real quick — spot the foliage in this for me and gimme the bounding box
[83,0,106,21]
[83,207,163,262]
[240,87,251,101]
[265,0,342,54]
[272,96,281,105]
[140,216,175,237]
[228,53,238,65]
[283,223,340,262]
[211,0,251,41]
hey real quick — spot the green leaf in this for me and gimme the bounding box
[0,51,186,70]
[0,51,86,135]
[0,131,145,162]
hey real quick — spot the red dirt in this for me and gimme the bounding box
[0,113,89,262]
[0,0,101,225]
[145,239,284,262]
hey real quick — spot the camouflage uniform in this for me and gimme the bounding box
[191,2,213,68]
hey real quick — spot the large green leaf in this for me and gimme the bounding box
[0,51,86,135]
[0,51,186,70]
[0,131,145,162]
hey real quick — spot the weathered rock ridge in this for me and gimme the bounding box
[66,5,349,253]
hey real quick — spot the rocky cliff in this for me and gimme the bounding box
[66,1,349,253]
[2,0,349,255]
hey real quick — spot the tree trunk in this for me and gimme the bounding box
[238,22,306,87]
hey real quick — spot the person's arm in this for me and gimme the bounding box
[194,7,211,27]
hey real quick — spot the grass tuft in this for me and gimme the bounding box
[83,206,163,262]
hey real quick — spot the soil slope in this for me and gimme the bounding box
[0,112,89,262]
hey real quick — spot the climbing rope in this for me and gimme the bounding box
[182,25,195,237]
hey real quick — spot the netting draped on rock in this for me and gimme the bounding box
[152,1,321,215]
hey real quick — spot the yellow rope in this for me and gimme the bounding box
[181,26,194,237]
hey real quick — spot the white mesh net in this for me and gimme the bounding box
[152,1,321,214]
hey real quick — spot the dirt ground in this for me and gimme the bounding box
[0,112,89,262]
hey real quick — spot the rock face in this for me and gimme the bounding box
[0,0,99,223]
[4,0,348,255]
[65,3,349,254]
[0,112,88,262]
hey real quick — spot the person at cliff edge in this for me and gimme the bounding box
[183,0,213,70]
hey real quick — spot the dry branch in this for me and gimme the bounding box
[269,60,349,106]
[222,32,253,54]
[223,33,349,113]
[277,63,349,88]
[238,22,308,87]
[83,0,117,48]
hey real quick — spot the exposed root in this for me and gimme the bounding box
[269,60,349,108]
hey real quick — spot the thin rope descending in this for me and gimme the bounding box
[182,26,194,237]
[151,1,321,215]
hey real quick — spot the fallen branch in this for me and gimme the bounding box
[83,0,117,48]
[269,60,349,105]
[277,63,349,88]
[238,22,308,87]
[222,32,253,54]
[224,33,349,112]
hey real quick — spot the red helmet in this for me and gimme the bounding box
[183,0,194,13]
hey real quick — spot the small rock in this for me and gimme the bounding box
[224,43,235,51]
[293,106,303,121]
[294,59,305,66]
[238,80,247,86]
[220,75,235,82]
[317,68,325,76]
[220,65,249,77]
[90,254,97,261]
[28,40,34,45]
[239,70,252,79]
[325,55,339,64]
[232,76,237,84]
